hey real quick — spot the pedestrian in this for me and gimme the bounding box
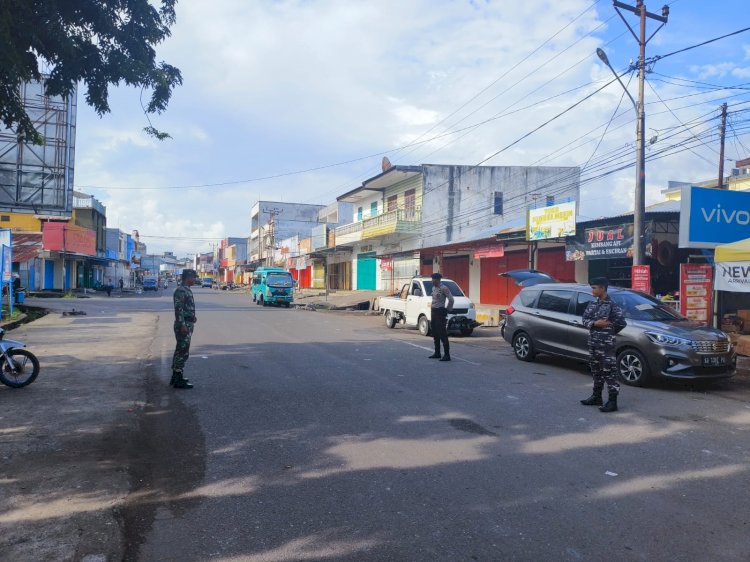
[119,278,124,291]
[105,277,112,297]
[170,269,198,389]
[428,272,454,362]
[580,277,627,412]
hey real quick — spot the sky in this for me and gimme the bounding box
[70,0,750,256]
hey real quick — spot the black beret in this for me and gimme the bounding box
[431,272,442,280]
[589,276,609,288]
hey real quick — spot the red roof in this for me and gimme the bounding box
[12,232,43,263]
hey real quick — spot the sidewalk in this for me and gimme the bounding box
[294,288,389,310]
[0,301,160,561]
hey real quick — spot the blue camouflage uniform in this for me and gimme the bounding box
[172,283,196,372]
[582,296,627,395]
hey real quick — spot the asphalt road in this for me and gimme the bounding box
[82,288,750,561]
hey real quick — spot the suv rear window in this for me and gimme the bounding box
[537,290,573,314]
[517,289,540,307]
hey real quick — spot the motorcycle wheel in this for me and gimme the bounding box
[0,349,40,388]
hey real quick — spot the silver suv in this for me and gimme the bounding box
[502,283,736,386]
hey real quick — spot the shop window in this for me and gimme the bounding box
[0,216,9,222]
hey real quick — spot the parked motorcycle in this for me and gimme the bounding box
[0,328,40,388]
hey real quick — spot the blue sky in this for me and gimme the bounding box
[71,0,750,255]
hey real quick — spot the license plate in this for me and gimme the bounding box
[702,355,728,367]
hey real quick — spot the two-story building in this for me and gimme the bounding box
[335,165,423,292]
[333,163,580,308]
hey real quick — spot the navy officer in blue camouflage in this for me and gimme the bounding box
[580,277,627,412]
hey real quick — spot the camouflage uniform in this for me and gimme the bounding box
[172,283,197,372]
[582,296,626,395]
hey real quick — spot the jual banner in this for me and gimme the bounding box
[680,264,713,323]
[715,261,750,292]
[527,201,576,241]
[566,223,634,261]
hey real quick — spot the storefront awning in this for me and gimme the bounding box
[715,238,750,262]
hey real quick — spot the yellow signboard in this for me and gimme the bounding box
[526,201,577,241]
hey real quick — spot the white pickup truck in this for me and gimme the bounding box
[379,276,479,336]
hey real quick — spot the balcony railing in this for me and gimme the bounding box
[334,221,363,245]
[335,207,421,245]
[362,207,421,239]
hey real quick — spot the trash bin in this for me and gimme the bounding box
[16,291,25,304]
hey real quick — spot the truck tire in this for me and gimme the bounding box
[418,315,431,337]
[385,310,396,329]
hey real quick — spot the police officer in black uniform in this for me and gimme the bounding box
[581,277,627,412]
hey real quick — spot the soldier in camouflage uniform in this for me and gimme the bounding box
[171,269,199,389]
[581,277,627,412]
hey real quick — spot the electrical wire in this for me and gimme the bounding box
[649,26,750,63]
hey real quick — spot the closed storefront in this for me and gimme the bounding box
[356,252,377,290]
[479,251,528,305]
[380,254,419,294]
[537,248,575,282]
[441,255,470,296]
[312,261,325,289]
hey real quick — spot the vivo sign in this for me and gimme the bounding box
[679,186,750,248]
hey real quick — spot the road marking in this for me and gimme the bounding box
[399,341,481,366]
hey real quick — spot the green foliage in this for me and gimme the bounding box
[0,0,182,143]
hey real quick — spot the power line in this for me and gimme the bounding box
[650,26,750,63]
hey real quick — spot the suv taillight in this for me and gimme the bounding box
[506,306,515,315]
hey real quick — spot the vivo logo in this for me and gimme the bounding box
[700,204,750,225]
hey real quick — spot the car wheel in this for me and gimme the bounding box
[617,348,651,386]
[512,332,535,362]
[385,310,396,329]
[418,315,431,337]
[460,328,474,337]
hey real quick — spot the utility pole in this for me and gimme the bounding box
[718,102,728,189]
[612,0,669,265]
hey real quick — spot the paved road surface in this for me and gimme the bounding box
[15,289,750,561]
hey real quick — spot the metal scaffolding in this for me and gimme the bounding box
[0,79,76,217]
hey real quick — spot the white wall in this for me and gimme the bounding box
[422,165,580,248]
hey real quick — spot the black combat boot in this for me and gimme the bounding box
[170,370,190,386]
[439,354,451,361]
[599,392,618,412]
[580,388,604,406]
[428,344,441,359]
[173,371,194,389]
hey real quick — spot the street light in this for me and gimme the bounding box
[596,47,646,266]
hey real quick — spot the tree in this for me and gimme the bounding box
[0,0,182,143]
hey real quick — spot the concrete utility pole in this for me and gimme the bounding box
[610,0,669,266]
[718,102,728,189]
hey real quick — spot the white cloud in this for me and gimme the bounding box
[69,0,750,255]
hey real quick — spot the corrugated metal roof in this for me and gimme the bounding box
[12,232,43,263]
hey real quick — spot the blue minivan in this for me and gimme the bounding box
[252,267,294,307]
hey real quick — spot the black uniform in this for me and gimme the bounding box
[582,296,626,395]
